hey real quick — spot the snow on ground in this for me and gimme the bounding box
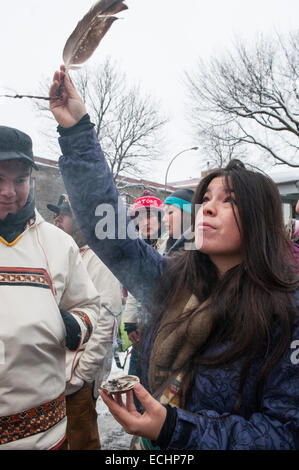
[96,351,133,450]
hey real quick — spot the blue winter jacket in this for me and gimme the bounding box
[58,127,299,450]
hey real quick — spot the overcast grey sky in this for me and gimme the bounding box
[0,0,298,182]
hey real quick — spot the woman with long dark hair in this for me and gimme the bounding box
[50,67,299,450]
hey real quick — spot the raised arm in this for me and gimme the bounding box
[49,67,166,303]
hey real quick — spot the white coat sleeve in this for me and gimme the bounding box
[58,246,99,347]
[74,250,122,383]
[123,291,138,324]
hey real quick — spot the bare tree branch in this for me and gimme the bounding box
[185,31,299,168]
[34,58,168,183]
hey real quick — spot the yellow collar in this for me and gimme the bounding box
[0,233,23,247]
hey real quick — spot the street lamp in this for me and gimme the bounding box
[164,146,199,194]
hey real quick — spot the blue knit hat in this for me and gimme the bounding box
[164,189,194,214]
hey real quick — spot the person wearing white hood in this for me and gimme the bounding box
[47,194,122,450]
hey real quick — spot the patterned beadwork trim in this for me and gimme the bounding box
[79,246,89,258]
[0,392,66,445]
[72,310,93,343]
[0,267,54,295]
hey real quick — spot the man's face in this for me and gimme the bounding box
[136,209,160,239]
[0,160,31,220]
[53,210,73,234]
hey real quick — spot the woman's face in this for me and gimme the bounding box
[195,176,243,274]
[162,205,182,238]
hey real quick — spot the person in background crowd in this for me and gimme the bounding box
[162,188,194,255]
[47,194,122,450]
[286,198,299,266]
[0,125,98,450]
[50,67,298,450]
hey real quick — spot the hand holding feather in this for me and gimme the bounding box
[1,1,128,101]
[50,66,87,128]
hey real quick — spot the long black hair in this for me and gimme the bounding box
[146,160,298,409]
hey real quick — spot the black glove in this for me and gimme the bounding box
[124,322,138,335]
[60,309,81,351]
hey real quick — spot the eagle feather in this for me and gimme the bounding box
[63,0,128,68]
